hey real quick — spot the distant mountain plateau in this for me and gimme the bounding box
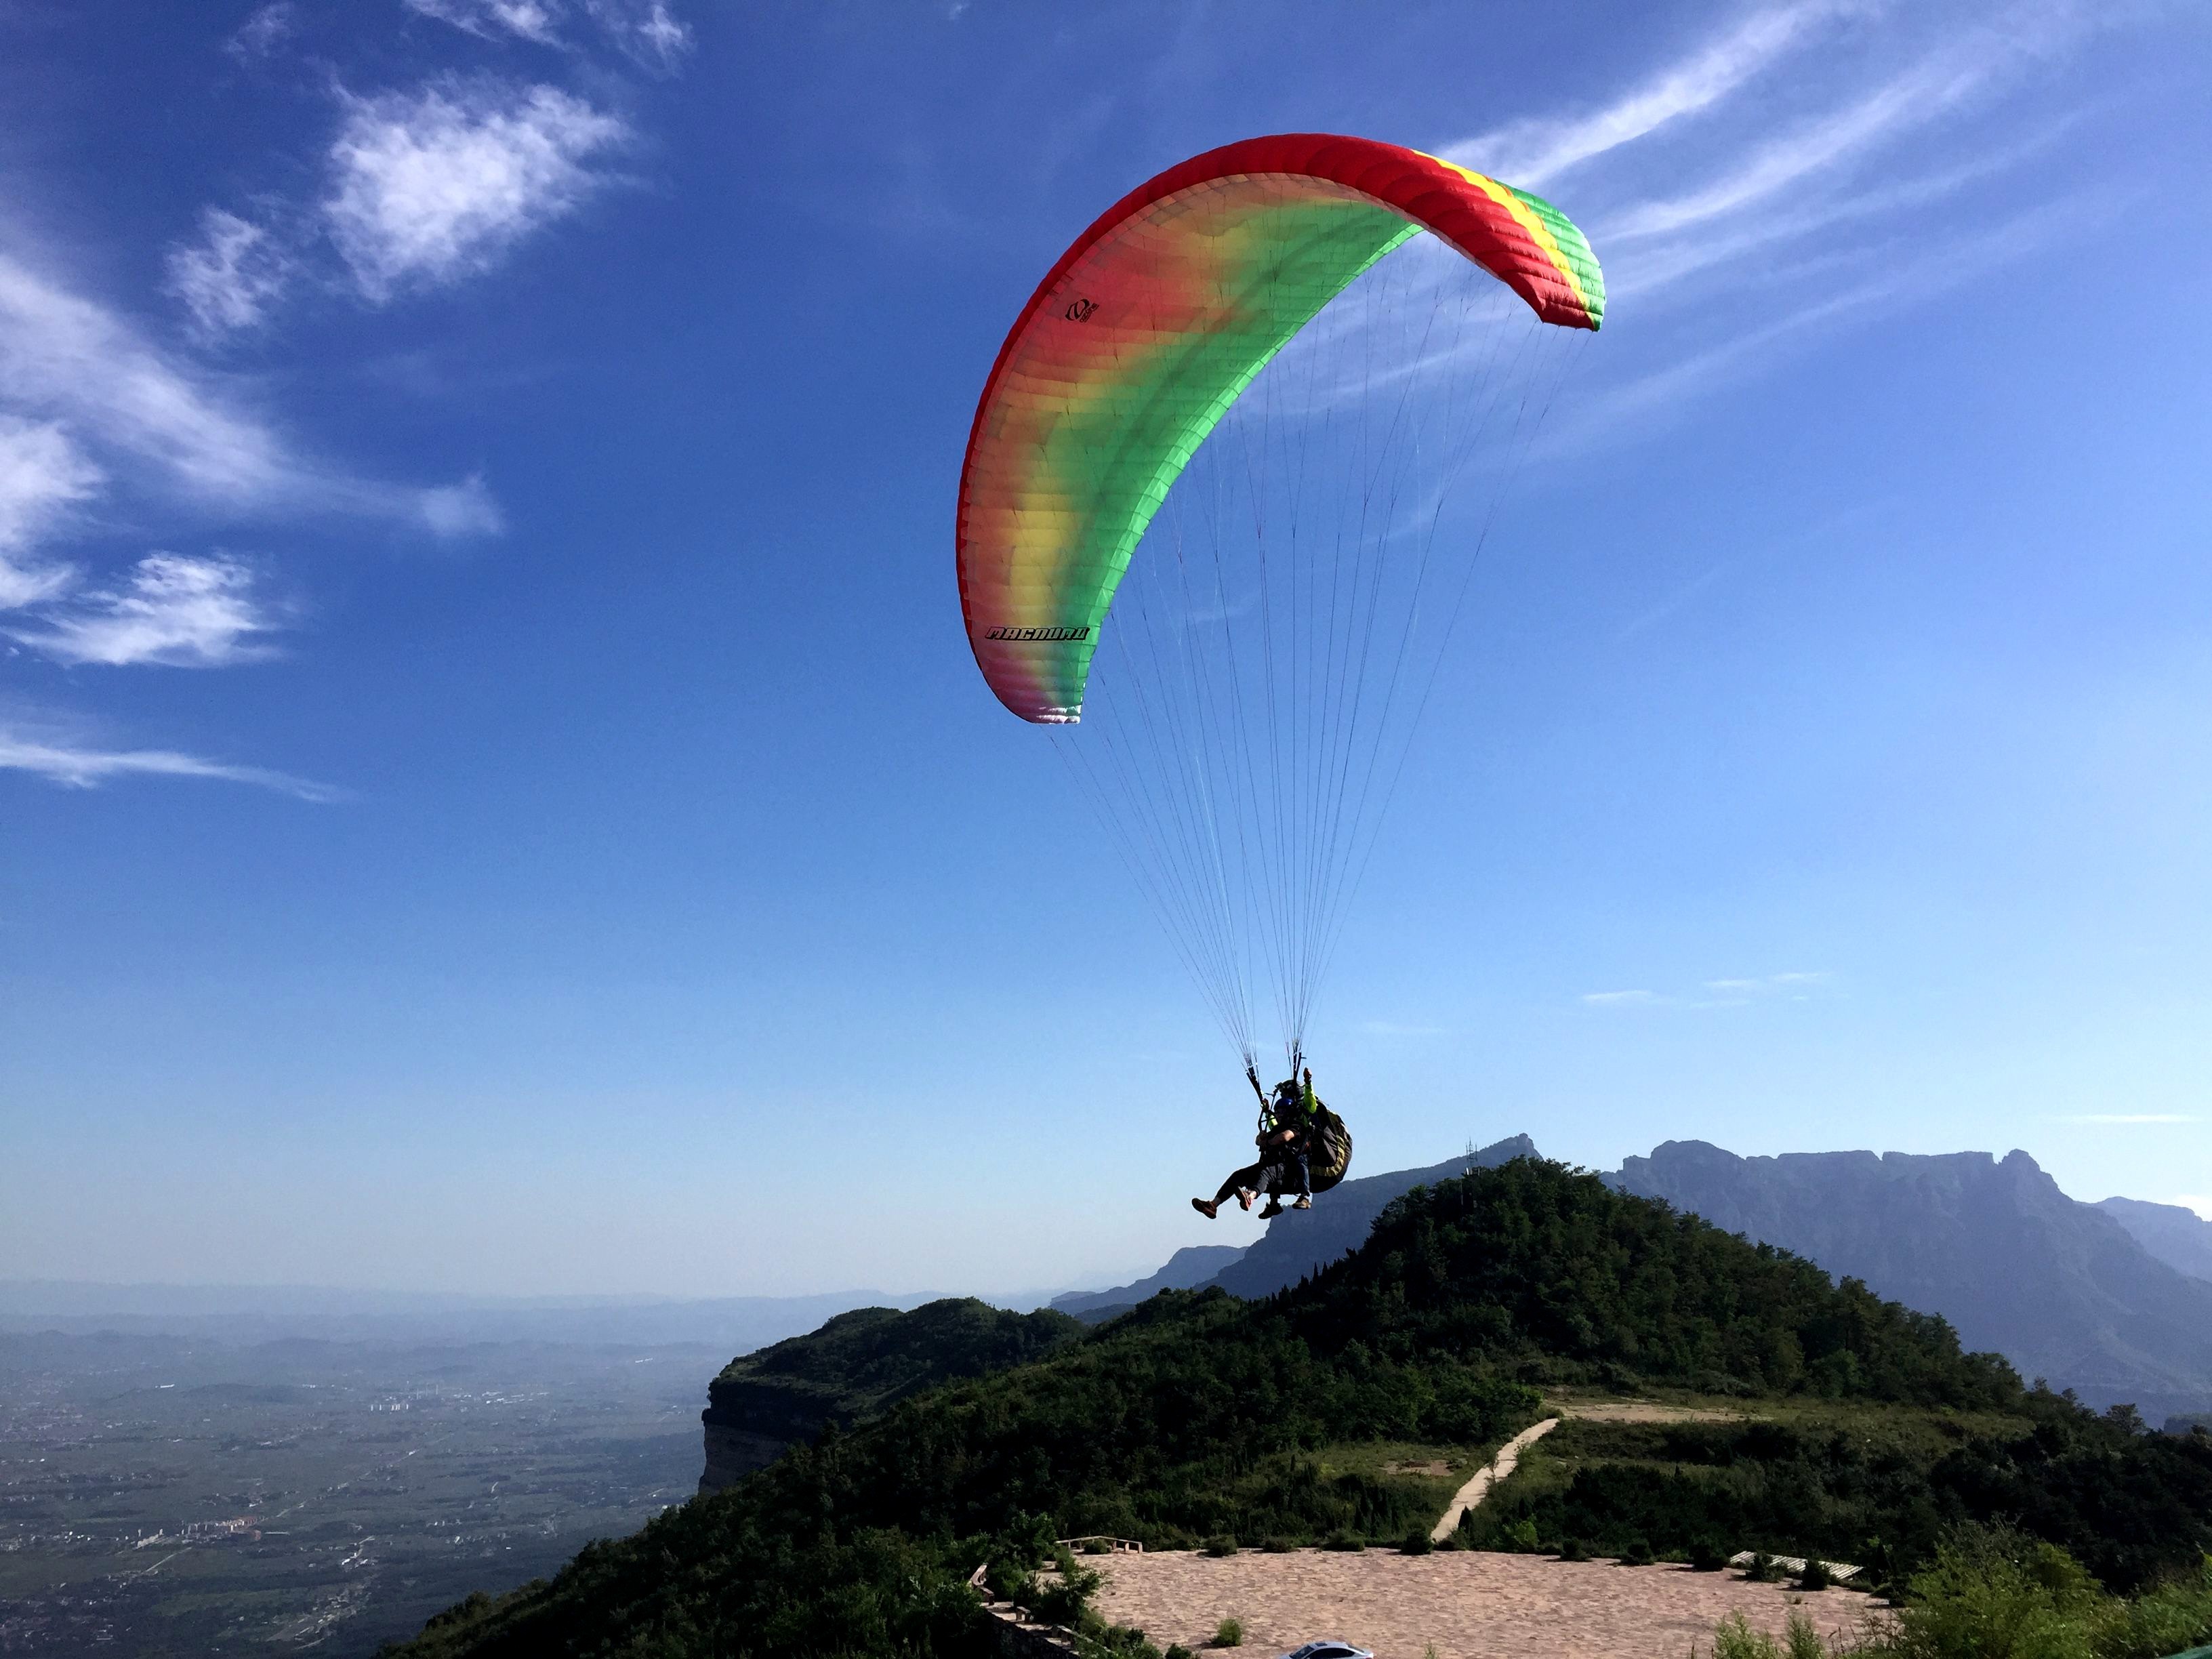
[1046,1133,2212,1424]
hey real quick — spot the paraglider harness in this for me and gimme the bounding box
[1245,1052,1353,1198]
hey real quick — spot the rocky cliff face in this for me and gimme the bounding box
[2097,1196,2212,1284]
[1612,1141,2212,1417]
[698,1298,1083,1494]
[699,1422,788,1496]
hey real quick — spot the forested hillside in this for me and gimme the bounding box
[387,1160,2212,1659]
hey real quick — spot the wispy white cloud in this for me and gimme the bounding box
[1601,54,1988,243]
[1597,117,2083,306]
[1584,972,1832,1009]
[1443,2,1856,188]
[403,0,692,67]
[2057,1113,2198,1126]
[9,553,281,668]
[0,250,499,531]
[0,252,285,500]
[0,716,337,800]
[1540,184,2107,455]
[0,416,98,609]
[405,0,565,46]
[165,209,292,339]
[1617,562,1726,642]
[1433,1,2121,449]
[323,80,630,302]
[585,0,692,70]
[414,474,506,537]
[225,2,296,61]
[1708,970,1831,991]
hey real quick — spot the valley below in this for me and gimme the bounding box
[0,1333,716,1657]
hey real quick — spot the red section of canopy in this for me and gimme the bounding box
[954,134,1595,692]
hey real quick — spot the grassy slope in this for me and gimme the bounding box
[384,1160,2212,1658]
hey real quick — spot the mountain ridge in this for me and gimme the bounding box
[1611,1139,2212,1417]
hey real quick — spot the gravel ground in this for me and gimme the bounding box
[1088,1548,1883,1659]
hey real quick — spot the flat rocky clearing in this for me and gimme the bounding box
[1090,1548,1878,1659]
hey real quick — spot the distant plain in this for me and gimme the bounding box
[0,1330,714,1656]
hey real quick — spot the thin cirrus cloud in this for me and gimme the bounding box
[8,553,280,670]
[1444,0,1859,190]
[404,0,693,70]
[586,0,693,70]
[1583,972,1832,1009]
[226,3,296,62]
[1435,0,2116,447]
[165,209,293,340]
[323,81,631,303]
[0,718,337,801]
[0,250,500,534]
[0,415,100,610]
[405,0,565,45]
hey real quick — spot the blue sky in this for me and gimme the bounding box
[1,0,2206,1298]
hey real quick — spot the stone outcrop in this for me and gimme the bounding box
[698,1298,1084,1494]
[697,1422,789,1496]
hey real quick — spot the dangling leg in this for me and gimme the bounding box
[1194,1160,1268,1218]
[1257,1161,1289,1218]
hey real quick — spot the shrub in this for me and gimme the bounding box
[1260,1537,1296,1555]
[1400,1528,1433,1555]
[1883,1525,2114,1659]
[1323,1531,1366,1552]
[1797,1556,1830,1591]
[1702,1610,1838,1659]
[1079,1622,1162,1659]
[1558,1538,1589,1562]
[1620,1537,1654,1566]
[2106,1553,2212,1658]
[1690,1541,1730,1572]
[1212,1616,1244,1648]
[1023,1551,1102,1626]
[1028,1576,1090,1626]
[1744,1551,1782,1582]
[1167,1647,1196,1659]
[1503,1518,1540,1553]
[1203,1536,1237,1558]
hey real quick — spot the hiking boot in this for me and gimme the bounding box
[1191,1197,1218,1220]
[1235,1189,1256,1211]
[1292,1195,1312,1210]
[1258,1200,1284,1218]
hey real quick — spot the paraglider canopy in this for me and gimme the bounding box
[957,133,1602,726]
